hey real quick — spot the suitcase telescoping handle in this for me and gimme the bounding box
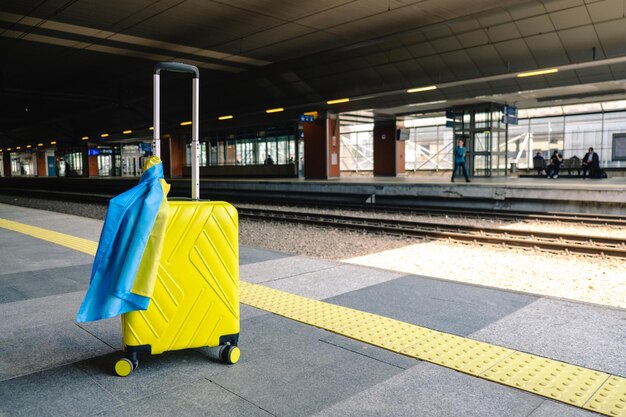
[153,62,200,200]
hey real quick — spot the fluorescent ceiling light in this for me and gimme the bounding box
[327,98,350,105]
[517,68,559,78]
[266,107,284,113]
[123,130,133,134]
[37,143,43,146]
[218,115,233,120]
[180,121,192,126]
[100,133,109,138]
[81,136,89,140]
[407,85,437,93]
[408,100,447,107]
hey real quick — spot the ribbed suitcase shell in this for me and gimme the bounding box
[121,200,239,354]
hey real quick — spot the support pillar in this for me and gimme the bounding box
[36,150,47,177]
[162,135,186,178]
[1,152,9,177]
[303,112,340,179]
[373,121,405,176]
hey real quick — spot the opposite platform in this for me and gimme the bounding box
[2,175,626,215]
[0,203,624,416]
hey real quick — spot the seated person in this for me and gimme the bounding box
[546,150,563,178]
[582,147,600,178]
[532,151,546,176]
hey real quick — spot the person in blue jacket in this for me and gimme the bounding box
[452,139,471,182]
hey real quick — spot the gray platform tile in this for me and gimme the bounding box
[240,255,338,283]
[264,263,405,300]
[326,275,539,336]
[76,350,238,404]
[0,321,114,381]
[470,298,626,377]
[240,245,295,265]
[0,264,91,304]
[0,202,104,241]
[0,364,121,417]
[0,291,85,333]
[238,312,333,365]
[94,378,274,417]
[0,230,94,276]
[311,361,544,417]
[76,317,122,350]
[320,334,418,370]
[241,303,269,321]
[528,401,600,417]
[212,328,403,417]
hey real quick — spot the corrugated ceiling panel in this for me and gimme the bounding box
[507,2,549,20]
[559,26,603,62]
[525,32,569,66]
[416,55,456,81]
[212,0,344,22]
[515,14,555,37]
[465,44,508,75]
[586,0,623,23]
[447,17,482,34]
[458,29,489,48]
[575,66,615,84]
[430,35,463,53]
[440,50,482,78]
[549,5,592,30]
[494,38,536,71]
[477,9,513,27]
[407,41,438,58]
[595,18,626,57]
[487,22,522,42]
[543,0,585,12]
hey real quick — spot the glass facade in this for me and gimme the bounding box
[187,128,297,167]
[340,123,374,171]
[339,102,626,174]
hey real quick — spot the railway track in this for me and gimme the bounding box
[2,188,625,257]
[238,207,626,259]
[238,201,626,227]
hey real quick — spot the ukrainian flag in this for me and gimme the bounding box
[76,156,170,322]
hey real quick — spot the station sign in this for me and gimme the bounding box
[299,114,315,122]
[502,105,518,125]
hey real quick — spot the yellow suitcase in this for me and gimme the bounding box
[115,201,240,376]
[114,63,240,376]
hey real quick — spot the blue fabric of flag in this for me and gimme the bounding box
[76,161,167,322]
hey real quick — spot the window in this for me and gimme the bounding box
[612,133,626,161]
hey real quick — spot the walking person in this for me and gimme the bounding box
[451,139,470,182]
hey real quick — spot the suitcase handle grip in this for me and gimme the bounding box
[154,62,199,78]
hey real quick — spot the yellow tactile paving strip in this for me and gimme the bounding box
[239,279,626,416]
[1,218,625,417]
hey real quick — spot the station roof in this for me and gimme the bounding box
[2,0,626,146]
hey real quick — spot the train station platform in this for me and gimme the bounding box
[1,203,624,416]
[1,174,626,215]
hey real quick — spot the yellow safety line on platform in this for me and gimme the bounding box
[1,218,624,416]
[0,218,98,255]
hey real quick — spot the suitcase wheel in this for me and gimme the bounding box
[114,356,138,377]
[220,345,241,365]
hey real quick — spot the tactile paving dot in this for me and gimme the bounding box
[401,333,514,375]
[584,376,626,417]
[481,352,610,406]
